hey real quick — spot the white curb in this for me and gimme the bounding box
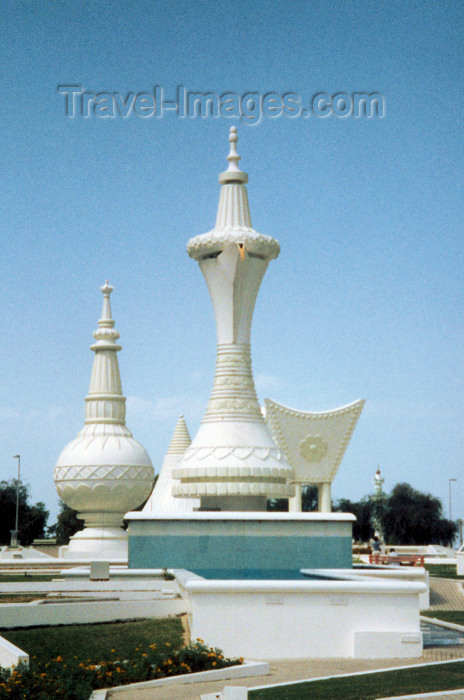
[88,660,269,699]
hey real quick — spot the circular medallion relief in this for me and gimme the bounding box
[299,434,328,462]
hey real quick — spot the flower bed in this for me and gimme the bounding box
[0,639,243,700]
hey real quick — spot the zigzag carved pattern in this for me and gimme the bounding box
[54,465,153,481]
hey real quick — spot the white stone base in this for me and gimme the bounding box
[63,527,128,560]
[0,546,55,561]
[176,569,425,660]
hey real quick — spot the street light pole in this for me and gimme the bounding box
[12,455,20,547]
[449,478,457,521]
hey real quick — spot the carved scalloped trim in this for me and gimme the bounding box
[206,398,262,414]
[264,398,365,483]
[173,463,291,480]
[180,445,283,461]
[172,481,294,498]
[187,228,280,261]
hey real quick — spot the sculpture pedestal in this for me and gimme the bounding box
[126,511,355,577]
[61,527,128,561]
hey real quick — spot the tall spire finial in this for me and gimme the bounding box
[219,127,248,184]
[99,280,114,327]
[226,126,240,173]
[93,281,120,346]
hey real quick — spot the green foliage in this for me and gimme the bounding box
[380,483,457,546]
[301,486,318,512]
[267,486,319,512]
[332,483,457,546]
[267,498,288,511]
[0,624,242,700]
[0,480,48,546]
[333,496,374,542]
[47,501,83,545]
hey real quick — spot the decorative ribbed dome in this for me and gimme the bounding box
[54,282,154,558]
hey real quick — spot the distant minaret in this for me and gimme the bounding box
[172,128,294,511]
[143,415,200,512]
[373,466,385,498]
[54,282,154,559]
[372,466,385,539]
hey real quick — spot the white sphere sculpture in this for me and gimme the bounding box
[54,282,154,559]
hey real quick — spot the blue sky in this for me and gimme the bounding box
[0,0,463,526]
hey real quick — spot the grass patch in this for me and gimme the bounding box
[0,617,183,664]
[0,622,242,700]
[425,564,462,579]
[422,611,464,626]
[0,594,44,603]
[249,661,464,699]
[0,574,54,582]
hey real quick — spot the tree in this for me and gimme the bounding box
[379,483,457,546]
[302,485,319,512]
[48,501,84,545]
[0,479,49,546]
[333,497,375,542]
[267,485,319,512]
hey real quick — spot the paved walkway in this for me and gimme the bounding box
[110,651,464,699]
[429,578,464,611]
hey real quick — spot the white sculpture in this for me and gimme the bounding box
[54,282,154,559]
[172,127,294,510]
[264,398,365,512]
[142,415,200,512]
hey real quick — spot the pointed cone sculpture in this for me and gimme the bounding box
[173,128,294,510]
[166,414,191,455]
[54,282,154,559]
[143,415,200,513]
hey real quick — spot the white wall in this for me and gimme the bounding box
[0,599,185,628]
[179,575,425,660]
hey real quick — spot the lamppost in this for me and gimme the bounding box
[10,455,20,547]
[449,478,457,521]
